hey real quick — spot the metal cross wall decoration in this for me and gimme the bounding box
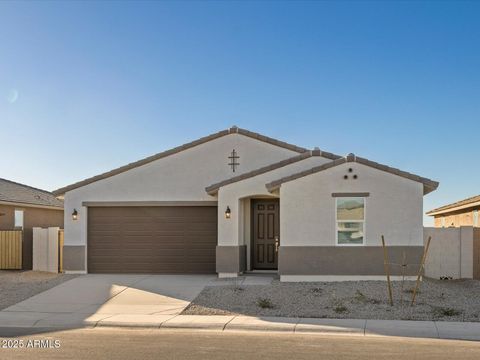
[228,149,240,172]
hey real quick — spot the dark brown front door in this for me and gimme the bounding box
[252,199,279,270]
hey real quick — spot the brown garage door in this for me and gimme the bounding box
[87,206,217,274]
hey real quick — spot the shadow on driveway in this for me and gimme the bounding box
[0,274,214,335]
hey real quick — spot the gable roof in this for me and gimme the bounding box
[265,153,439,195]
[426,195,480,216]
[0,178,63,209]
[52,126,307,196]
[205,148,341,195]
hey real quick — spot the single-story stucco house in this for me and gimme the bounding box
[53,127,438,281]
[0,178,64,269]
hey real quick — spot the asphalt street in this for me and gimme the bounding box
[0,327,479,360]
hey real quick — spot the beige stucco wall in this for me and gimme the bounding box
[63,133,299,247]
[243,198,252,269]
[32,227,60,273]
[279,162,424,247]
[474,228,480,279]
[423,227,474,279]
[217,155,332,247]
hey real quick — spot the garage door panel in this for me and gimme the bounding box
[187,263,215,269]
[187,251,216,258]
[187,258,215,265]
[184,237,217,244]
[88,206,217,274]
[126,250,185,258]
[184,225,217,233]
[111,256,186,262]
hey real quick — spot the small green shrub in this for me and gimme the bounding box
[433,307,461,317]
[334,304,348,314]
[354,290,367,302]
[353,290,380,305]
[310,287,323,294]
[257,298,274,309]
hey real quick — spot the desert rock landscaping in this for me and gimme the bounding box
[0,271,78,310]
[182,278,480,322]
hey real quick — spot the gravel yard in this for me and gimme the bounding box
[182,278,480,322]
[0,271,78,310]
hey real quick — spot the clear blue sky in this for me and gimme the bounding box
[1,1,479,225]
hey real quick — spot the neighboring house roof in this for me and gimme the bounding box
[52,126,308,196]
[265,153,439,195]
[0,178,63,209]
[426,195,480,216]
[205,148,341,195]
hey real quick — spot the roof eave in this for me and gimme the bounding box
[266,184,281,193]
[0,200,64,210]
[206,189,219,196]
[423,182,439,196]
[426,199,480,216]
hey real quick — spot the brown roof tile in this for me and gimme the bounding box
[0,178,63,208]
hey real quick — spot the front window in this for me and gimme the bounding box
[336,197,365,245]
[14,210,24,229]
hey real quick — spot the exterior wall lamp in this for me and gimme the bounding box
[72,209,78,221]
[225,206,231,219]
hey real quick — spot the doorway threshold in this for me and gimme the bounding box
[244,270,278,276]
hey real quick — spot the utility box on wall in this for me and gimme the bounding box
[32,227,60,273]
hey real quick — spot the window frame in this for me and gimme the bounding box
[14,209,24,229]
[335,197,366,246]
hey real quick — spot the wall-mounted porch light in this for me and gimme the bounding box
[72,209,78,221]
[225,206,231,219]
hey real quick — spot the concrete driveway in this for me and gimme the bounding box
[0,274,215,328]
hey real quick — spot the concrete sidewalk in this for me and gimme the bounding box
[0,312,479,341]
[0,274,478,341]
